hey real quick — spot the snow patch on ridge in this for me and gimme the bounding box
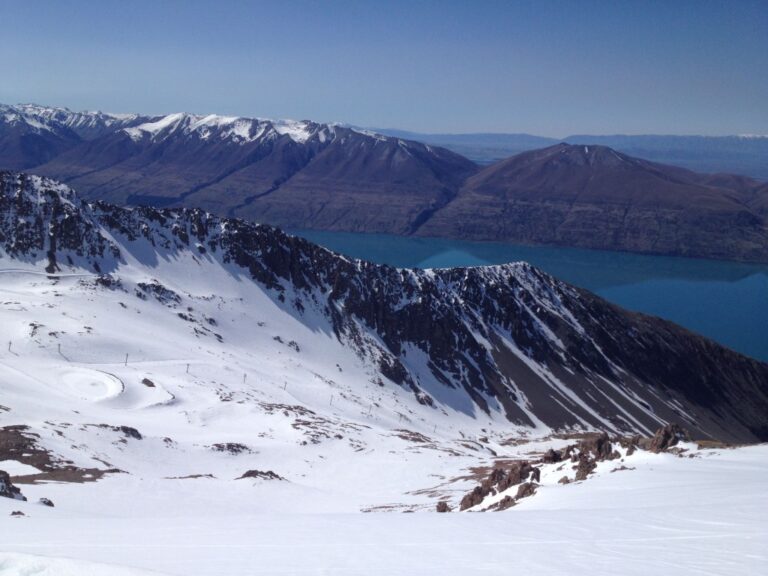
[122,112,319,145]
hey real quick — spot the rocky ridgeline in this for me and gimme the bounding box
[1,172,768,442]
[452,424,691,512]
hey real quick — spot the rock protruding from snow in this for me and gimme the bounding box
[458,425,698,512]
[0,470,26,501]
[459,460,538,511]
[648,423,690,453]
[237,470,284,481]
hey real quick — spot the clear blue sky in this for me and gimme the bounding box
[0,0,765,136]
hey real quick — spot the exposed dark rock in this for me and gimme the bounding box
[460,485,488,511]
[436,501,451,513]
[0,425,122,484]
[94,424,142,440]
[574,454,598,481]
[618,434,641,456]
[460,459,540,510]
[0,470,26,501]
[95,274,122,289]
[541,448,561,463]
[649,424,690,453]
[136,281,182,305]
[38,497,54,507]
[10,510,25,517]
[237,470,284,481]
[495,496,516,511]
[558,476,571,485]
[497,461,535,492]
[515,482,537,500]
[211,443,251,455]
[141,378,156,388]
[118,426,142,440]
[578,432,614,460]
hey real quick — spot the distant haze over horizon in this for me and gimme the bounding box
[0,0,765,137]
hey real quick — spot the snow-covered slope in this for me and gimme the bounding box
[1,170,767,441]
[121,112,330,145]
[1,171,767,575]
[3,103,338,146]
[2,435,766,576]
[12,103,147,140]
[0,104,150,171]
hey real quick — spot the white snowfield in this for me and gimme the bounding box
[0,234,766,574]
[1,445,766,575]
[1,102,353,146]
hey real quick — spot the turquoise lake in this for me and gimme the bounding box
[292,230,768,363]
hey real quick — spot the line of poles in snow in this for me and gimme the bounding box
[5,341,432,431]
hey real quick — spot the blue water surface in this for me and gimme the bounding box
[292,230,768,362]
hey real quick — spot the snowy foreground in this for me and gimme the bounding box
[0,266,766,574]
[1,444,767,575]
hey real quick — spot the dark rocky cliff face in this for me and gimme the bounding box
[1,171,767,442]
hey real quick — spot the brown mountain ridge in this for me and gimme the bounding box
[1,105,767,262]
[417,143,768,261]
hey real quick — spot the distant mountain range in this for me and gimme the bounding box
[418,143,768,262]
[1,103,767,262]
[371,127,768,180]
[0,104,476,236]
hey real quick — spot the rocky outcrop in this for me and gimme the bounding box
[495,496,516,511]
[456,425,699,511]
[459,461,539,511]
[89,425,142,441]
[648,424,690,453]
[237,470,284,481]
[515,482,537,500]
[210,443,251,455]
[0,425,120,484]
[0,470,26,501]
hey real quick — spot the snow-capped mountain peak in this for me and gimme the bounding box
[4,103,146,140]
[121,111,332,145]
[0,103,364,149]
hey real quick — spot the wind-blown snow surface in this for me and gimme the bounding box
[0,173,766,574]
